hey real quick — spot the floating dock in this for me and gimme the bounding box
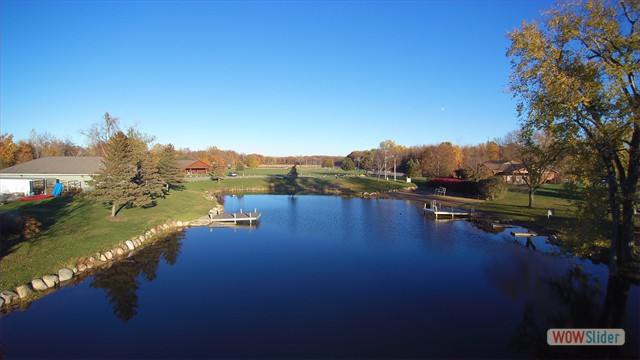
[191,209,261,227]
[423,201,472,220]
[210,211,261,224]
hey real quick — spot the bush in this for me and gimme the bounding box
[478,176,506,200]
[429,177,479,195]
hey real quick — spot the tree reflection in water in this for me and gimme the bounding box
[89,231,184,322]
[510,266,635,359]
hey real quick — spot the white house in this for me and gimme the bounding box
[0,157,102,195]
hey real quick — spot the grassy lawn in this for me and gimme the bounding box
[0,183,213,291]
[475,184,576,234]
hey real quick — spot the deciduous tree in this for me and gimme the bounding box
[322,157,335,168]
[508,0,639,275]
[502,130,564,207]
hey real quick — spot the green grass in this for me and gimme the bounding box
[474,184,575,234]
[0,183,213,290]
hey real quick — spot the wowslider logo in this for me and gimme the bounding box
[547,329,625,346]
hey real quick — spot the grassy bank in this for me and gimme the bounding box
[195,175,416,195]
[474,184,578,235]
[0,177,414,291]
[0,183,213,290]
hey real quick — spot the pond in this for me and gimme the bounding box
[0,195,638,359]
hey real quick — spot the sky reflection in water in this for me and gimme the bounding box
[0,195,638,359]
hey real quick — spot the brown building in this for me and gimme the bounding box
[483,161,557,184]
[178,160,211,175]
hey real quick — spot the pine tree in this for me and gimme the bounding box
[88,132,145,217]
[157,144,183,192]
[137,153,165,205]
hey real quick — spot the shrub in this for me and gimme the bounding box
[429,177,479,195]
[478,176,507,200]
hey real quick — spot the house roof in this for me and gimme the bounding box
[0,156,103,175]
[179,160,211,169]
[483,161,526,174]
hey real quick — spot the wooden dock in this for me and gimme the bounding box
[191,209,261,227]
[423,201,472,220]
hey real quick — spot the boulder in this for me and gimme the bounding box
[0,290,19,304]
[59,268,74,282]
[177,221,183,227]
[125,240,135,250]
[105,251,113,260]
[31,279,48,291]
[134,239,141,247]
[16,284,33,298]
[86,262,94,269]
[78,264,87,272]
[88,256,95,263]
[150,228,157,234]
[162,224,170,230]
[100,254,107,262]
[116,248,124,256]
[42,275,59,288]
[138,235,146,243]
[72,267,78,274]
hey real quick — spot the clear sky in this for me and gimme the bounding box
[1,0,554,156]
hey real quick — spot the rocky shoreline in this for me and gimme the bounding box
[0,219,193,312]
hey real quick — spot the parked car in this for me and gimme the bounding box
[228,172,237,177]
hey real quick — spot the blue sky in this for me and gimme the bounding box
[1,0,554,156]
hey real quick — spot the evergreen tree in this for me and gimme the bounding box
[137,153,165,205]
[287,165,299,178]
[157,144,183,192]
[341,157,355,171]
[88,132,145,217]
[406,158,421,178]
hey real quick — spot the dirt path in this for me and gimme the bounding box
[380,188,482,209]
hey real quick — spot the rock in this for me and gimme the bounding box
[0,297,4,307]
[42,275,59,288]
[16,284,33,298]
[116,248,124,256]
[31,279,48,291]
[1,290,19,304]
[72,267,78,274]
[134,239,141,247]
[105,251,113,260]
[59,268,74,282]
[100,254,107,262]
[78,264,87,272]
[150,228,157,234]
[177,221,183,227]
[125,240,135,250]
[162,224,170,230]
[88,256,95,263]
[138,235,146,243]
[86,262,94,269]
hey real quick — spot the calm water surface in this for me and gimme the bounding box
[1,195,638,359]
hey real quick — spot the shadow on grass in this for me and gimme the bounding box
[0,196,77,258]
[265,177,346,195]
